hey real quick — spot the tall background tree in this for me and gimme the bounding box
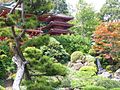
[24,0,53,15]
[51,0,69,15]
[100,0,120,21]
[71,0,100,38]
[24,0,69,15]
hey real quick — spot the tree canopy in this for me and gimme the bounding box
[100,0,120,21]
[71,0,100,37]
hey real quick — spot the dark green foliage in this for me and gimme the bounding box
[23,47,42,61]
[23,46,67,75]
[23,46,67,89]
[24,0,53,15]
[83,85,106,90]
[5,14,17,26]
[0,60,5,78]
[23,35,50,48]
[23,77,53,90]
[54,35,91,54]
[40,37,70,63]
[0,17,6,27]
[39,56,67,76]
[23,46,68,76]
[52,0,69,14]
[0,27,12,37]
[95,79,120,89]
[0,27,22,37]
[25,16,38,29]
[0,41,14,78]
[23,36,69,63]
[71,0,100,37]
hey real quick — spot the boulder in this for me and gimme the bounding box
[114,69,120,79]
[99,71,112,78]
[72,62,83,70]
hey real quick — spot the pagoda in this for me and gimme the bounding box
[25,28,43,37]
[41,14,74,35]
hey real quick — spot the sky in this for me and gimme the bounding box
[66,0,106,12]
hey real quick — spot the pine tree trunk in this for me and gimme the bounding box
[12,55,26,90]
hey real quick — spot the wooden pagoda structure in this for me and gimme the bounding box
[41,14,74,35]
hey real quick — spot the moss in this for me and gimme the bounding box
[80,66,97,73]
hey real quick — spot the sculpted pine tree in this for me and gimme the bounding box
[5,0,30,90]
[52,0,69,14]
[2,0,68,89]
[72,0,100,37]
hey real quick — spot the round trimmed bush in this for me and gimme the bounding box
[71,51,84,62]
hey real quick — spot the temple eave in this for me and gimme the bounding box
[41,21,73,30]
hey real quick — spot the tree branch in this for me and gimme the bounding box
[9,0,21,14]
[17,1,26,40]
[12,55,27,90]
[17,29,26,39]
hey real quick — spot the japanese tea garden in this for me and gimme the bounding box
[0,0,120,90]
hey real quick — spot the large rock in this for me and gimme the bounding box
[114,69,120,79]
[68,60,83,70]
[72,62,83,70]
[99,71,112,78]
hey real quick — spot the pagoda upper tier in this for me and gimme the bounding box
[46,14,73,22]
[41,14,74,35]
[42,21,73,30]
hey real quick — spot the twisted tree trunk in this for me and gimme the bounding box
[12,55,27,90]
[7,0,31,89]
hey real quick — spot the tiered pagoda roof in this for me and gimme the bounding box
[45,14,74,22]
[41,14,74,35]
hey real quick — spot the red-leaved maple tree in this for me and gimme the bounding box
[92,21,120,61]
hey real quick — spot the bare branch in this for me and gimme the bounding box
[17,29,26,40]
[17,1,26,40]
[9,0,21,14]
[11,26,17,38]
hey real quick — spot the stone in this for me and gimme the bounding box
[72,62,83,70]
[114,69,120,79]
[112,78,120,82]
[99,71,112,78]
[84,62,88,66]
[87,62,96,67]
[74,88,80,90]
[67,62,73,67]
[75,60,82,63]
